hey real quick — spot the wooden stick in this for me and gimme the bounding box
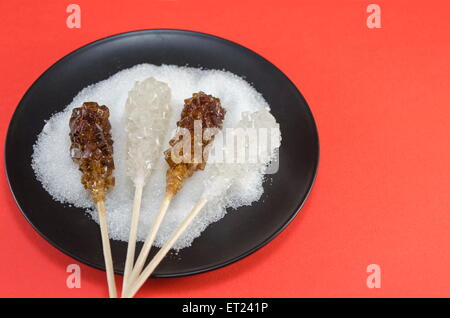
[121,181,144,296]
[97,200,117,298]
[124,197,208,298]
[124,192,174,294]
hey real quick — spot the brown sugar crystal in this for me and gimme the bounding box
[164,92,226,194]
[69,102,115,202]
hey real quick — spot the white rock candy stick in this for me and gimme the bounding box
[124,108,281,298]
[122,77,171,294]
[203,108,281,198]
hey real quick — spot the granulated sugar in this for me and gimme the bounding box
[31,64,281,250]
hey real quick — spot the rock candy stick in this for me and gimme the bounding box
[69,102,117,298]
[122,78,172,294]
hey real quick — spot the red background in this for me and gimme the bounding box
[0,0,449,298]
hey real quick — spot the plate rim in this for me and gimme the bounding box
[5,28,320,277]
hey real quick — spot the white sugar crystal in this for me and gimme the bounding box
[126,77,171,185]
[203,109,281,199]
[31,64,282,250]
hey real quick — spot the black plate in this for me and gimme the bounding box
[5,29,319,277]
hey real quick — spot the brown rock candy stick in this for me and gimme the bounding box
[69,102,117,298]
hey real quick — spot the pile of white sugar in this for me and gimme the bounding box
[31,64,280,250]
